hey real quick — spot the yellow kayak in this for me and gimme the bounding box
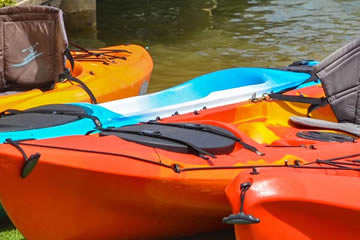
[0,44,153,111]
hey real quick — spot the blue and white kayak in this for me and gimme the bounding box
[0,66,317,143]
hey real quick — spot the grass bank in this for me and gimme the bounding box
[0,217,24,240]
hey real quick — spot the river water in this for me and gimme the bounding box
[80,0,360,94]
[72,0,360,239]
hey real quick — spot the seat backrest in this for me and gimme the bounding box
[0,5,68,91]
[314,39,360,124]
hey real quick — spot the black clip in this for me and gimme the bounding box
[250,167,259,175]
[171,164,181,173]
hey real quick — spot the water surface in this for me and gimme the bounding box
[76,0,360,93]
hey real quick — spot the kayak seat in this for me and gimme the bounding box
[100,122,237,156]
[0,104,88,132]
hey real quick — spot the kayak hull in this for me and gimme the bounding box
[0,148,232,239]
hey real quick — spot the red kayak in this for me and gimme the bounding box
[224,162,360,240]
[0,84,359,239]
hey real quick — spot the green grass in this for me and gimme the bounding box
[0,217,24,240]
[0,0,16,7]
[0,216,235,240]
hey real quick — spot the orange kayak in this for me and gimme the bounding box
[0,44,153,111]
[224,165,360,240]
[0,84,357,239]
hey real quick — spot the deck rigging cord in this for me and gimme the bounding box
[69,42,131,62]
[6,140,360,176]
[61,42,132,104]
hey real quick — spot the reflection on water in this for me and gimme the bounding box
[88,0,360,92]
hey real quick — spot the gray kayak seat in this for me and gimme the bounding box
[272,39,360,136]
[313,39,360,124]
[290,40,360,137]
[271,39,360,126]
[290,116,360,137]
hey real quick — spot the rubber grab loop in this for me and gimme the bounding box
[5,139,40,178]
[222,182,260,225]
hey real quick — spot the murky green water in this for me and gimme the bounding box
[72,0,360,93]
